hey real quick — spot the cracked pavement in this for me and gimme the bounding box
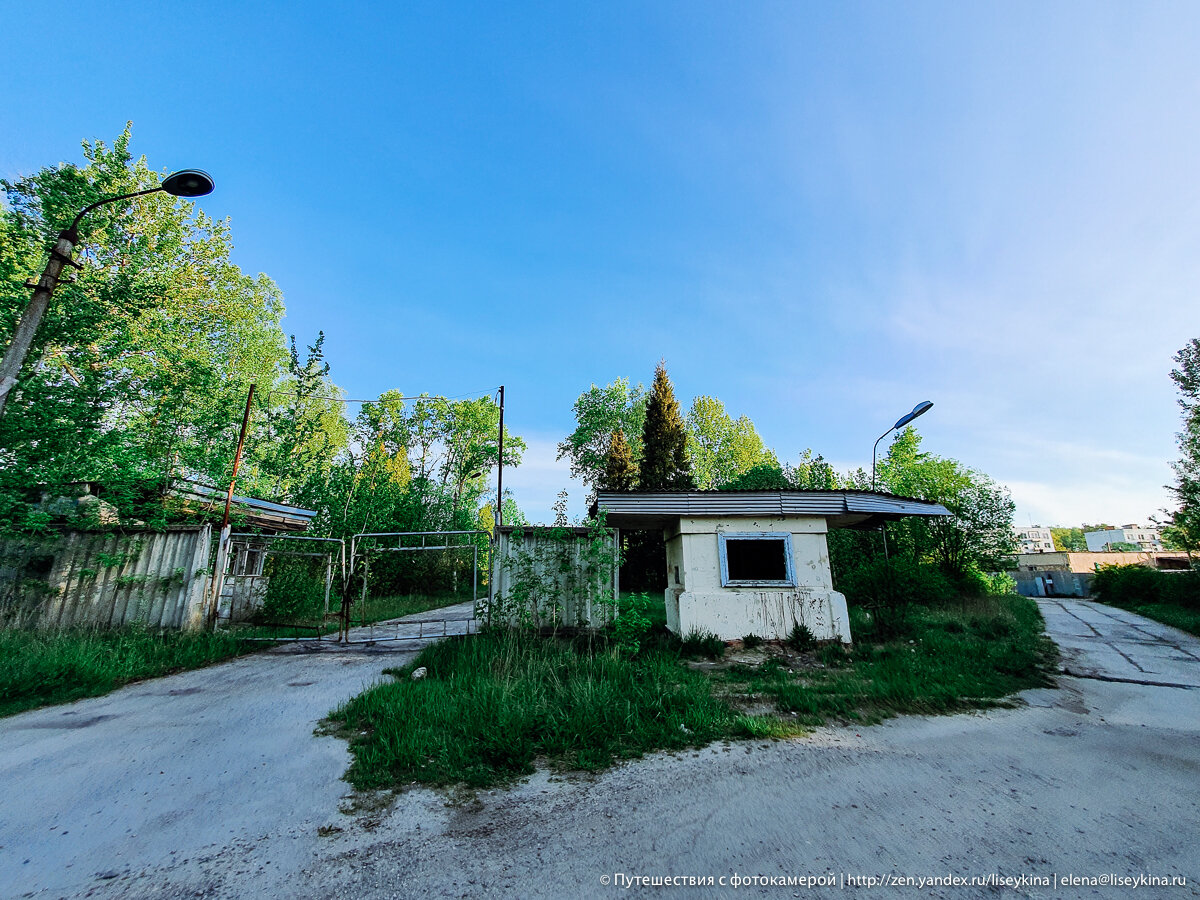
[1,597,1198,899]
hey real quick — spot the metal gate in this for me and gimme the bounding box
[215,534,345,634]
[343,530,488,643]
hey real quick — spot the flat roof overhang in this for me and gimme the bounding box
[592,490,952,531]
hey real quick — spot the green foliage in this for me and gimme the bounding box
[784,622,817,651]
[879,427,1017,578]
[719,463,792,491]
[685,396,776,489]
[0,625,258,718]
[557,378,647,494]
[328,629,733,788]
[609,591,653,656]
[0,126,289,529]
[679,629,725,659]
[731,596,1055,726]
[982,570,1018,596]
[1091,564,1164,607]
[638,361,693,491]
[839,557,956,638]
[1051,527,1087,552]
[1090,565,1200,636]
[1165,338,1200,556]
[601,427,638,492]
[257,562,329,623]
[740,633,764,648]
[327,593,1054,789]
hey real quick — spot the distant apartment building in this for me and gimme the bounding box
[1014,525,1054,553]
[1083,525,1163,552]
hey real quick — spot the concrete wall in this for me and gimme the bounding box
[490,526,618,628]
[664,515,851,643]
[0,526,213,630]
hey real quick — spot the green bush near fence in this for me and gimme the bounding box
[1090,564,1200,636]
[1091,564,1200,609]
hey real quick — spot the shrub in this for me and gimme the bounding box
[981,571,1018,596]
[258,564,328,622]
[1090,564,1163,607]
[609,592,653,656]
[785,622,816,651]
[741,633,764,649]
[839,557,955,637]
[1160,571,1200,610]
[679,629,725,659]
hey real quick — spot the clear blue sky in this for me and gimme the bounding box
[4,1,1199,526]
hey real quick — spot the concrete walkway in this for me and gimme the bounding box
[267,599,478,654]
[1038,597,1200,688]
[2,598,1198,899]
[0,604,472,899]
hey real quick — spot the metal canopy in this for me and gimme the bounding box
[593,490,952,531]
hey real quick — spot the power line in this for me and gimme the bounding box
[251,386,501,405]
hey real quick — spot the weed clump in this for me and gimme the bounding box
[679,629,725,659]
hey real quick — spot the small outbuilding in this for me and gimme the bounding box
[595,490,951,644]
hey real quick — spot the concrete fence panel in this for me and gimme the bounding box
[0,526,213,630]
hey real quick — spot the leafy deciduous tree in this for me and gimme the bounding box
[684,396,776,489]
[557,378,647,494]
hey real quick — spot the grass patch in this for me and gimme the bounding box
[326,628,734,789]
[352,591,466,625]
[724,596,1057,726]
[0,626,261,718]
[327,593,1056,791]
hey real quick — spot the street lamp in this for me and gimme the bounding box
[871,400,933,491]
[0,169,215,418]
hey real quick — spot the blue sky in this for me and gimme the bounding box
[4,1,1200,526]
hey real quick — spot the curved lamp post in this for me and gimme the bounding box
[871,400,933,491]
[0,169,215,418]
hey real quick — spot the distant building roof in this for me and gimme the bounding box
[172,480,317,532]
[593,490,951,530]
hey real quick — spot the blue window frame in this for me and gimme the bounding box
[718,532,796,587]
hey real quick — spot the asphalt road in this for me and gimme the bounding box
[1,598,1198,899]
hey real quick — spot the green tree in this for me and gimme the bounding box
[684,396,776,489]
[719,463,791,491]
[879,427,1017,577]
[601,427,638,491]
[1166,338,1200,559]
[1051,527,1087,552]
[557,378,647,494]
[638,361,692,490]
[247,332,349,504]
[0,127,288,528]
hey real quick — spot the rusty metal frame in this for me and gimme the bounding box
[215,534,346,626]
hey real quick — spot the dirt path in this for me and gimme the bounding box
[2,599,1198,899]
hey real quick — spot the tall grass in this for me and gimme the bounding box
[0,626,259,718]
[328,593,1056,790]
[732,596,1056,725]
[328,628,735,789]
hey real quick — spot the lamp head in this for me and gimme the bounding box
[893,400,933,430]
[161,169,215,198]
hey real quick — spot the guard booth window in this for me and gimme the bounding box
[718,532,796,587]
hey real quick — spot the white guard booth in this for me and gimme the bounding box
[595,490,951,644]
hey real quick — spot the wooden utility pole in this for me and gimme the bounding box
[222,384,256,529]
[496,384,505,528]
[209,384,255,628]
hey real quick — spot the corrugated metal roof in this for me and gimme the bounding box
[593,490,950,529]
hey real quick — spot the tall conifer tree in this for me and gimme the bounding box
[602,427,638,491]
[638,361,693,490]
